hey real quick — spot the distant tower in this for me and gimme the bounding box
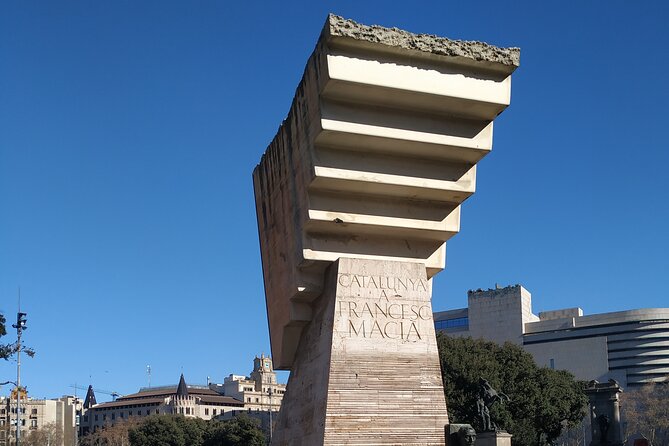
[83,385,97,409]
[171,373,195,417]
[176,374,188,397]
[251,354,277,389]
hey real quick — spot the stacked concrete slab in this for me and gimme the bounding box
[253,14,519,445]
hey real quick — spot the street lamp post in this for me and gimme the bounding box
[267,388,273,443]
[12,311,27,446]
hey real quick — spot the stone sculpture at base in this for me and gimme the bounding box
[477,431,513,446]
[253,14,519,446]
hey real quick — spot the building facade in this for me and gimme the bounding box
[79,375,245,435]
[434,285,669,387]
[80,355,286,436]
[0,394,79,446]
[210,354,285,412]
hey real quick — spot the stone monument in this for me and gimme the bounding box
[253,14,519,445]
[584,380,624,446]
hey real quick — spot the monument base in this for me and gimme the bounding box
[477,431,513,446]
[271,258,448,445]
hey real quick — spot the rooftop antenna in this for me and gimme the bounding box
[147,365,151,388]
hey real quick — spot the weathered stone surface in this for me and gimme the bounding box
[271,258,448,446]
[326,14,520,68]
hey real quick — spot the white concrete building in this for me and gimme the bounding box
[434,285,669,387]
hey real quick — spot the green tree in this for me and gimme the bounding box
[0,312,10,359]
[438,334,587,446]
[174,416,209,446]
[126,414,264,446]
[128,416,187,446]
[204,414,265,446]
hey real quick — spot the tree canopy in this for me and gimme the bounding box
[437,334,587,446]
[121,414,265,446]
[0,312,10,360]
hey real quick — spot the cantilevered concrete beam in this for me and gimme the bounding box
[253,14,519,370]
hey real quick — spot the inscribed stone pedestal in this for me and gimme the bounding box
[272,258,447,445]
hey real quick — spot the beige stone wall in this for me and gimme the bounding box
[0,397,77,446]
[272,258,448,446]
[467,286,537,345]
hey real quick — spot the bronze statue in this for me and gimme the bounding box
[597,414,610,444]
[477,378,510,432]
[457,425,477,446]
[448,424,477,446]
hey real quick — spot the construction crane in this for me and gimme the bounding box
[70,384,121,401]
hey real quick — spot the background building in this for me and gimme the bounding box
[434,285,669,387]
[80,354,286,436]
[80,375,244,435]
[0,393,79,446]
[211,354,285,412]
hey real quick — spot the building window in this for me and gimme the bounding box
[549,358,555,369]
[31,409,37,415]
[95,415,99,421]
[205,408,209,415]
[31,419,37,428]
[213,409,217,416]
[434,317,469,330]
[155,409,159,414]
[255,398,259,403]
[111,413,115,420]
[146,410,150,416]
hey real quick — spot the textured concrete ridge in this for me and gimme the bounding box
[327,14,520,67]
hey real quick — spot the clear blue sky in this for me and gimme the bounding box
[1,1,668,400]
